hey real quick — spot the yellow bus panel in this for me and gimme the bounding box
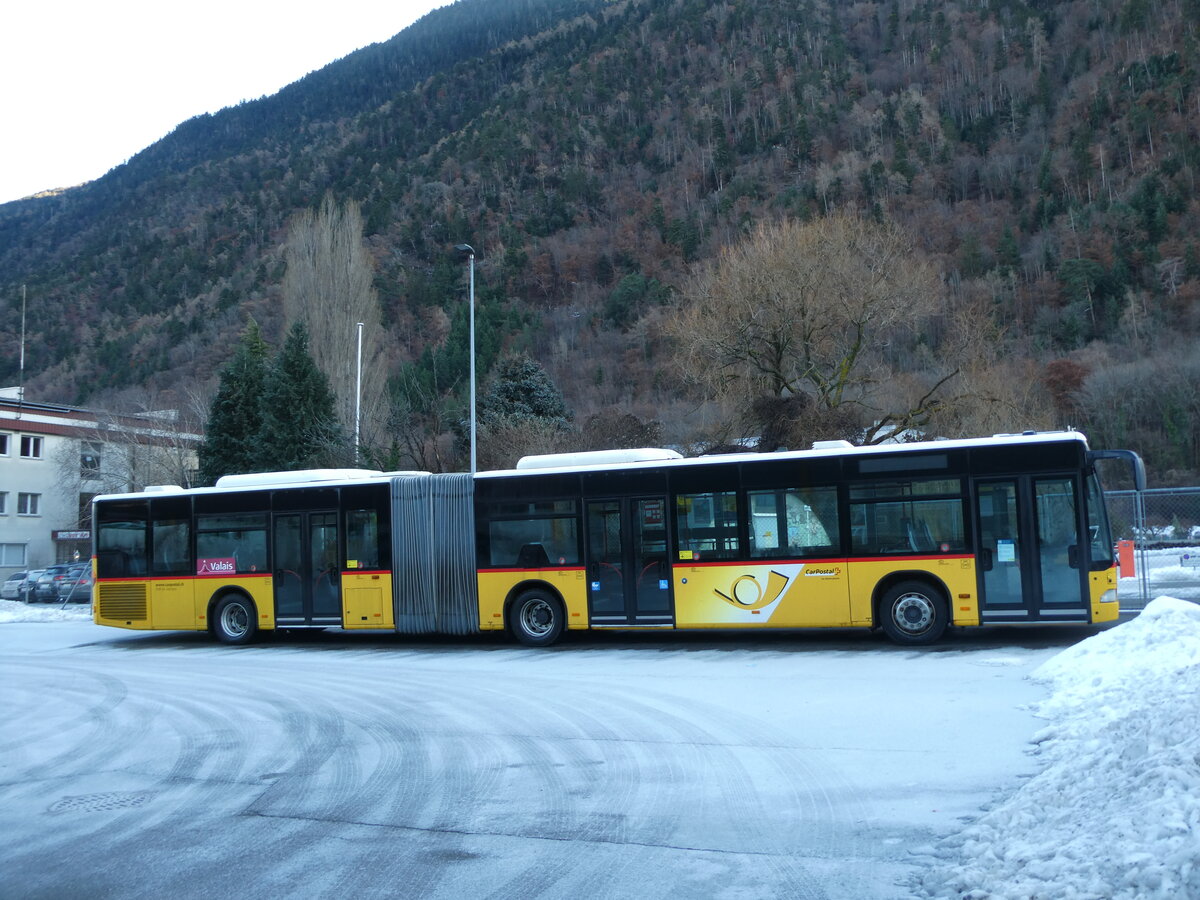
[672,560,853,628]
[477,568,588,631]
[149,579,197,630]
[343,571,394,629]
[845,557,980,627]
[1091,566,1119,623]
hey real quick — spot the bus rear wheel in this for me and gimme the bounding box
[509,589,564,647]
[212,594,258,645]
[879,580,947,645]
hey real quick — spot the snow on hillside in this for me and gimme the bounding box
[916,597,1200,899]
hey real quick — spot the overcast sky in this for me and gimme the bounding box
[0,1,450,205]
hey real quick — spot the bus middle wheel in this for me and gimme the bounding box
[509,590,564,647]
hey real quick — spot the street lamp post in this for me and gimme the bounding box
[354,321,364,464]
[454,244,477,474]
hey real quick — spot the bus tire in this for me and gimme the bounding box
[509,589,564,647]
[212,594,258,645]
[879,580,947,645]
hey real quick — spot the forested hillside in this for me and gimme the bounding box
[1,0,1197,481]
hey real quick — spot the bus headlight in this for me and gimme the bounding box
[1099,589,1118,604]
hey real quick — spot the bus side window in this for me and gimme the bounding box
[676,491,740,560]
[345,509,380,570]
[196,514,267,574]
[748,487,840,558]
[152,519,191,575]
[851,498,965,555]
[96,501,148,577]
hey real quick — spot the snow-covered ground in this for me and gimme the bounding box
[1,598,1196,897]
[915,596,1200,898]
[0,598,93,624]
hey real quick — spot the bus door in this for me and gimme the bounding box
[975,476,1088,621]
[273,511,341,626]
[585,497,673,626]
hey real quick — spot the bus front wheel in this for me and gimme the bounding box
[879,581,947,645]
[509,590,564,647]
[212,594,258,645]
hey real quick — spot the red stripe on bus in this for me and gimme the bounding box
[483,566,587,574]
[672,554,973,568]
[95,573,273,583]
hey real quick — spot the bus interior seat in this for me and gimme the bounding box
[905,519,937,553]
[97,549,126,576]
[517,543,551,568]
[98,549,144,576]
[918,520,936,551]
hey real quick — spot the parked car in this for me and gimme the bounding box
[57,565,93,602]
[33,565,73,602]
[18,569,46,602]
[2,571,30,601]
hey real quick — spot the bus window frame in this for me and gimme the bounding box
[96,499,149,578]
[477,497,582,569]
[150,496,193,576]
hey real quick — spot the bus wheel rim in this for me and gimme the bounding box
[894,594,934,633]
[521,599,553,636]
[222,603,248,637]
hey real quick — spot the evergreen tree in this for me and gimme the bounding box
[465,354,572,470]
[197,321,269,485]
[258,322,347,470]
[479,354,571,427]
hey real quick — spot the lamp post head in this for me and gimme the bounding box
[454,243,475,257]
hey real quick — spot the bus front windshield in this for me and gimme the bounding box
[1086,471,1114,568]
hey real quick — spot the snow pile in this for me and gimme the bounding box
[916,597,1200,899]
[0,598,92,624]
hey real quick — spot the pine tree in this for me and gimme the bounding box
[465,354,573,470]
[257,322,348,471]
[479,354,571,427]
[197,321,270,485]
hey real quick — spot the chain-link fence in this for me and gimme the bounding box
[1105,488,1200,607]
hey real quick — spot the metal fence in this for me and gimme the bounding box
[1105,488,1200,607]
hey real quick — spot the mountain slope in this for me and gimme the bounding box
[1,0,1197,476]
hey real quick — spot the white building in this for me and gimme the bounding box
[0,389,200,578]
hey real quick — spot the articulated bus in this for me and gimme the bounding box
[91,431,1143,647]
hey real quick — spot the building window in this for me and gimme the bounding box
[19,435,43,459]
[17,493,40,516]
[0,433,9,455]
[1,543,27,566]
[81,441,102,478]
[0,492,7,514]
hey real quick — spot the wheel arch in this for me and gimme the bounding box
[870,570,950,629]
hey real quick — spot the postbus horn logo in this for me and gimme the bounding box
[714,570,791,611]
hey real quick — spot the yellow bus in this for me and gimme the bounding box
[92,431,1143,646]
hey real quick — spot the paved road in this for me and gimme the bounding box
[0,622,1098,898]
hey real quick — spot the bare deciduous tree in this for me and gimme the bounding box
[54,393,204,528]
[665,212,951,444]
[282,194,388,456]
